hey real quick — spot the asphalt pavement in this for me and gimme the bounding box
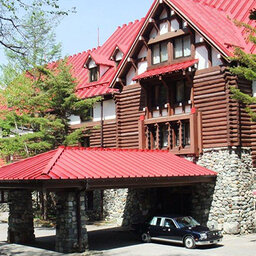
[0,222,256,256]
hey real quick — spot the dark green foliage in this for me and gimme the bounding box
[230,11,256,122]
[0,61,100,158]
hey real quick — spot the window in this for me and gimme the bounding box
[164,219,176,228]
[174,123,180,147]
[160,125,168,149]
[182,121,190,146]
[152,41,168,65]
[151,85,168,108]
[90,67,98,82]
[174,35,191,59]
[175,80,191,103]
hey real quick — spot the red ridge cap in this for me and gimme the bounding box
[42,146,65,175]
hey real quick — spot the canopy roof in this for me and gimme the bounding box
[133,59,198,81]
[0,146,216,181]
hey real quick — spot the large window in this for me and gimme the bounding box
[151,85,168,108]
[152,41,168,65]
[175,80,191,103]
[174,35,191,59]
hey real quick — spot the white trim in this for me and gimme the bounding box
[109,0,159,88]
[164,0,228,58]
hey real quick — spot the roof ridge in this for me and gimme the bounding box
[0,148,58,169]
[42,146,65,175]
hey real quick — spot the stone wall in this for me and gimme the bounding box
[197,147,255,234]
[191,182,215,225]
[8,190,35,243]
[103,189,128,225]
[55,191,88,253]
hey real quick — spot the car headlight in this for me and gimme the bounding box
[199,233,207,240]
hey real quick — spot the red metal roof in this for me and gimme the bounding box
[168,0,256,56]
[64,19,144,99]
[133,59,198,81]
[0,146,216,181]
[86,52,115,67]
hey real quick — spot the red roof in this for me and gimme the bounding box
[87,52,115,67]
[253,190,256,196]
[168,0,256,56]
[65,19,144,99]
[0,146,216,180]
[133,59,198,81]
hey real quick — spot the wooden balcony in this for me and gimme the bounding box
[139,110,202,156]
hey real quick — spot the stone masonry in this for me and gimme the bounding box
[8,190,35,243]
[197,147,255,234]
[55,191,88,253]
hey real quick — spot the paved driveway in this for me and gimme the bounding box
[0,223,255,256]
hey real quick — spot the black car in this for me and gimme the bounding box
[139,215,223,249]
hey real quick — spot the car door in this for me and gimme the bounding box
[148,217,163,238]
[160,218,180,242]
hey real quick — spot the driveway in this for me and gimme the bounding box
[0,223,255,256]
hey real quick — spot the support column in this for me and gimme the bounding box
[8,190,35,244]
[55,191,88,253]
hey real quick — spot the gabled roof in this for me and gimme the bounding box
[167,0,256,56]
[133,59,198,81]
[110,0,256,88]
[86,52,114,67]
[66,19,145,99]
[0,146,216,180]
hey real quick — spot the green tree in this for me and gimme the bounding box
[229,9,256,121]
[0,9,63,88]
[4,10,62,72]
[0,60,99,158]
[0,0,71,54]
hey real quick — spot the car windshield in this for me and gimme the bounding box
[174,216,200,228]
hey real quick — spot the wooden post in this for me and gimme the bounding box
[100,100,104,148]
[138,115,146,149]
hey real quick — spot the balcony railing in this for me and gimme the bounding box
[138,109,202,155]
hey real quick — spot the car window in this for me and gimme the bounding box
[164,219,176,228]
[150,217,162,226]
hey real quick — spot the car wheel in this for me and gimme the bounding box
[184,236,196,249]
[141,232,151,243]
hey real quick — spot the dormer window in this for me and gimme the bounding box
[115,50,123,67]
[152,41,168,65]
[90,67,98,82]
[88,59,98,82]
[174,35,191,59]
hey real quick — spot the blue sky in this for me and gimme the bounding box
[0,0,152,64]
[57,0,152,57]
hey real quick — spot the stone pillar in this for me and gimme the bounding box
[8,190,35,243]
[197,147,255,234]
[55,191,88,253]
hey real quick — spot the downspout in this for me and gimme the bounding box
[101,99,104,148]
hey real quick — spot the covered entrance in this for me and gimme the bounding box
[0,146,216,253]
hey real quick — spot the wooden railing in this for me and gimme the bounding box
[139,109,202,155]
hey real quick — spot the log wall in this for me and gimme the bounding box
[115,84,145,149]
[193,67,229,148]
